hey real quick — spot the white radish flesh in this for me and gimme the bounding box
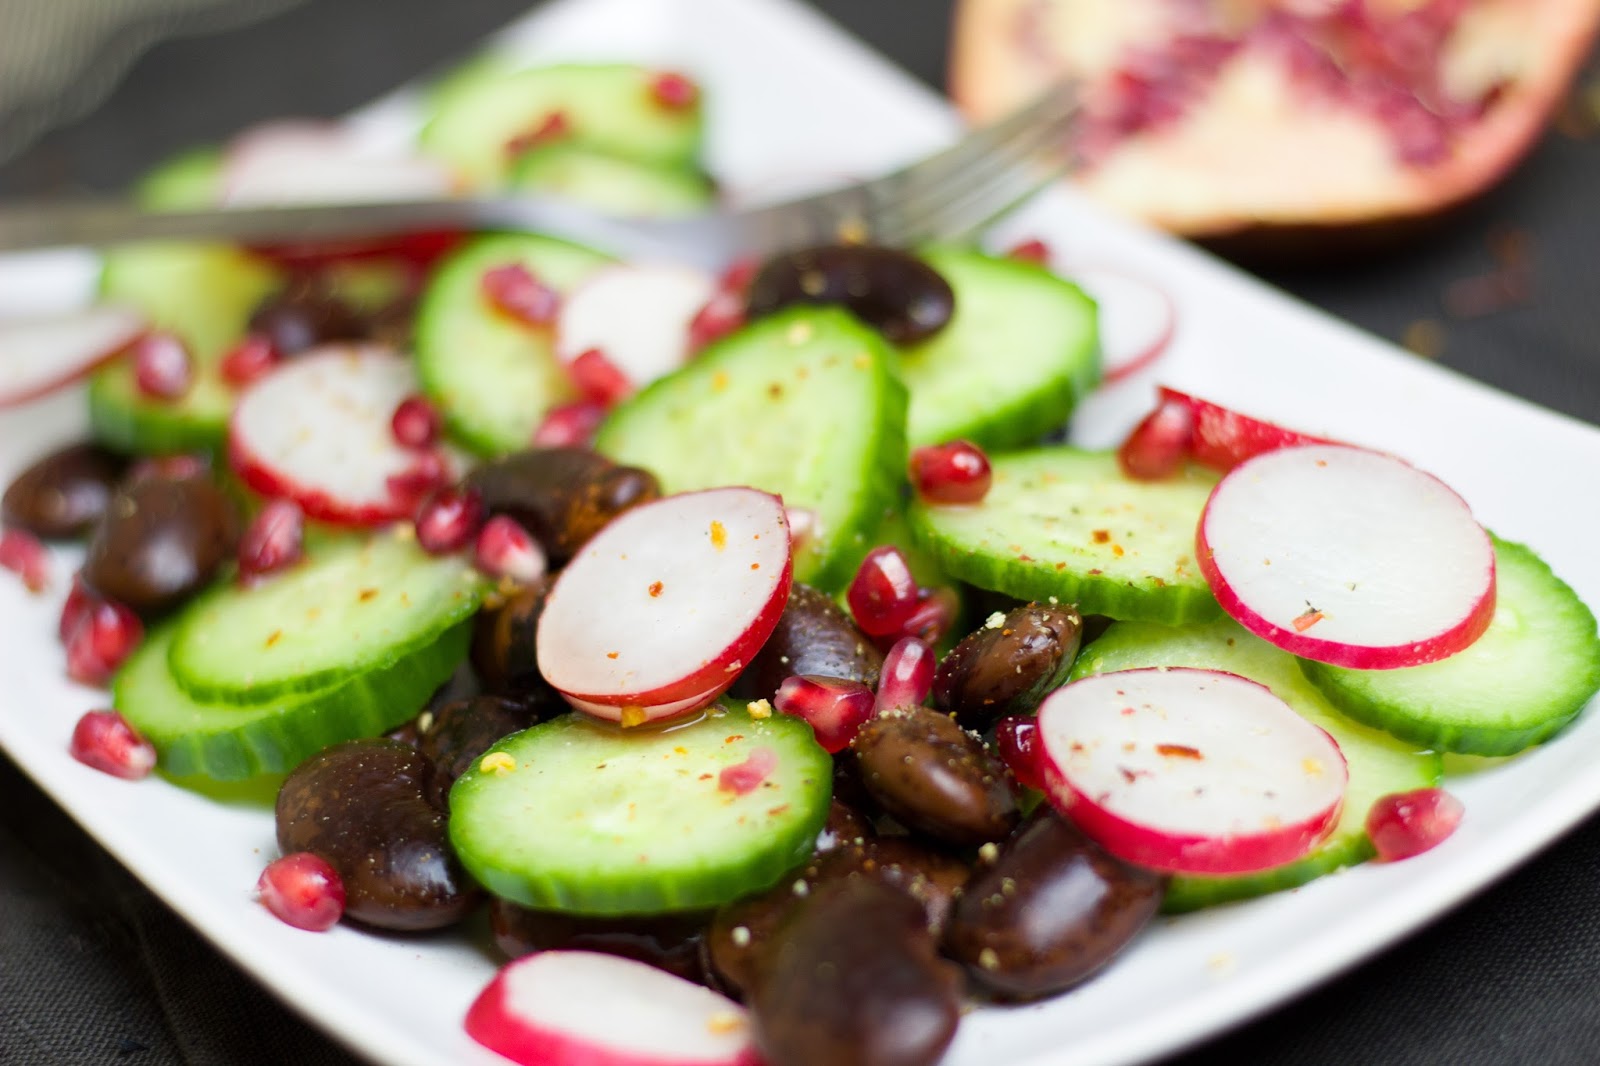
[1067,264,1175,384]
[1198,443,1495,669]
[0,307,144,408]
[222,121,455,206]
[555,264,716,390]
[465,950,760,1066]
[537,487,792,712]
[1037,667,1347,875]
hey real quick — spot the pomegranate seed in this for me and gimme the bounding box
[1117,395,1196,480]
[505,110,571,157]
[0,528,50,592]
[994,714,1045,791]
[1367,788,1465,862]
[474,515,547,585]
[1007,238,1053,265]
[64,594,143,687]
[481,263,560,327]
[219,333,280,387]
[414,485,485,555]
[686,291,745,354]
[719,257,759,295]
[532,401,607,447]
[69,710,156,780]
[894,587,961,648]
[875,636,935,713]
[390,394,442,450]
[59,574,94,642]
[846,546,920,637]
[385,450,451,513]
[126,452,208,485]
[568,348,634,407]
[773,675,876,754]
[257,852,346,932]
[718,746,778,796]
[649,70,700,111]
[132,332,194,400]
[909,440,993,505]
[238,499,305,581]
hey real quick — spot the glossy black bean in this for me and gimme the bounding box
[852,706,1020,846]
[735,584,883,701]
[464,447,659,564]
[247,280,369,355]
[81,475,239,614]
[417,695,544,807]
[470,578,557,701]
[1,442,128,539]
[746,245,955,345]
[491,899,711,985]
[933,603,1082,727]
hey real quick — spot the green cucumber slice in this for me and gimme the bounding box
[418,63,705,189]
[908,447,1220,623]
[899,249,1099,450]
[1069,617,1442,912]
[595,307,909,589]
[168,532,486,702]
[1300,538,1600,756]
[116,622,469,781]
[134,147,224,210]
[511,143,714,218]
[414,232,612,455]
[449,701,832,914]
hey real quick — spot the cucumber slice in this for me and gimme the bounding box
[900,249,1099,450]
[511,143,714,218]
[1300,538,1600,756]
[414,232,612,455]
[1069,617,1442,912]
[168,532,486,702]
[134,147,224,210]
[449,701,832,914]
[595,307,909,589]
[116,622,469,781]
[418,63,705,189]
[908,447,1220,623]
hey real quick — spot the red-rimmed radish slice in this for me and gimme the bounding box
[537,487,792,714]
[1163,386,1337,472]
[563,683,727,727]
[221,121,456,207]
[465,951,760,1066]
[0,307,144,409]
[1198,443,1496,668]
[1037,667,1347,875]
[1068,265,1176,384]
[229,344,462,525]
[555,264,716,392]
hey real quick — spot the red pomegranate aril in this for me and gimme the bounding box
[846,545,920,637]
[994,714,1045,792]
[1006,237,1053,264]
[64,595,143,687]
[69,710,156,780]
[773,675,876,754]
[0,528,50,592]
[481,263,561,327]
[474,515,547,585]
[686,290,745,354]
[386,450,451,513]
[875,636,935,713]
[531,400,607,447]
[59,575,94,641]
[717,746,778,796]
[1117,395,1196,480]
[390,394,442,450]
[219,333,280,387]
[415,486,485,555]
[1367,787,1465,862]
[132,332,194,400]
[910,440,993,505]
[257,852,346,932]
[893,586,961,648]
[238,498,305,581]
[568,348,634,407]
[505,110,572,157]
[649,70,700,111]
[719,257,759,295]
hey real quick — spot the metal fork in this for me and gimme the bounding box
[0,79,1080,268]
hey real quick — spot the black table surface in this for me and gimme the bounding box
[4,2,1600,1063]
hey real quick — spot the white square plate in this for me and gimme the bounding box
[3,0,1599,1063]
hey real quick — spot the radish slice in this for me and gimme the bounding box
[563,684,727,726]
[0,307,144,409]
[1068,265,1176,384]
[537,487,792,714]
[555,264,717,392]
[228,345,459,525]
[221,121,456,207]
[1160,386,1338,473]
[465,951,760,1066]
[1037,667,1348,875]
[1198,443,1496,668]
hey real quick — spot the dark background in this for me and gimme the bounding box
[3,1,1599,1063]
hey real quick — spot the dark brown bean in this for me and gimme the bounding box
[746,245,955,345]
[1,442,128,540]
[863,836,971,937]
[944,809,1164,1000]
[735,584,883,701]
[852,706,1019,847]
[816,796,875,854]
[386,665,483,748]
[248,279,370,356]
[275,739,478,931]
[417,695,544,807]
[470,578,556,700]
[81,475,239,614]
[491,898,711,985]
[750,878,961,1066]
[933,603,1083,727]
[464,448,659,564]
